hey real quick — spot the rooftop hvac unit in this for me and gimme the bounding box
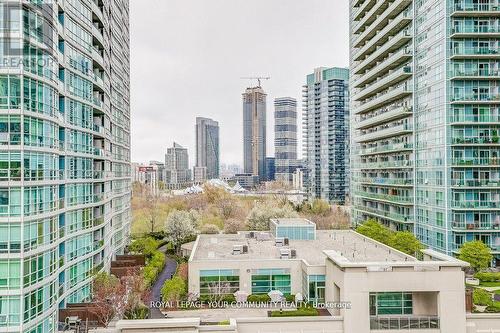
[275,237,285,247]
[284,238,289,246]
[291,249,297,258]
[280,248,291,259]
[249,231,255,238]
[232,245,243,255]
[242,245,248,254]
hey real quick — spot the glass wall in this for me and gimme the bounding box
[369,292,413,315]
[199,269,239,295]
[251,268,291,295]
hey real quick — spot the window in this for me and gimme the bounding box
[251,269,291,295]
[199,269,239,295]
[369,292,413,316]
[0,260,20,289]
[307,275,325,303]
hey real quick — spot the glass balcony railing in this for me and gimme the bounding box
[451,179,500,187]
[451,93,500,102]
[450,68,500,77]
[451,157,499,166]
[450,114,500,123]
[452,25,500,34]
[453,3,500,12]
[354,205,413,223]
[359,177,413,186]
[370,316,440,330]
[354,191,414,204]
[360,143,413,155]
[452,136,500,144]
[452,200,500,208]
[452,46,500,56]
[360,160,413,169]
[452,221,500,230]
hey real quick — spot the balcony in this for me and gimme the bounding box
[452,221,500,231]
[353,47,412,88]
[452,200,500,209]
[355,82,412,114]
[359,143,413,156]
[354,205,413,224]
[355,191,414,205]
[451,136,500,145]
[355,66,412,102]
[360,159,413,169]
[451,179,500,187]
[450,68,500,80]
[451,46,500,59]
[370,316,439,330]
[451,25,500,38]
[353,3,412,55]
[352,0,389,35]
[352,0,376,22]
[451,92,500,104]
[451,157,499,166]
[450,113,500,123]
[353,29,412,75]
[357,106,412,130]
[359,177,413,187]
[452,3,500,17]
[357,123,413,143]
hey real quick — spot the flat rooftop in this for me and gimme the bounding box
[271,218,315,226]
[191,230,414,266]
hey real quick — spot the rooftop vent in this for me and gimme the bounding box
[232,244,248,255]
[275,237,289,247]
[280,248,291,259]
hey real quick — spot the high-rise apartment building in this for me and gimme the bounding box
[303,67,350,204]
[265,157,276,182]
[274,97,298,184]
[350,0,500,262]
[243,86,267,182]
[0,0,131,330]
[165,142,191,189]
[195,117,219,181]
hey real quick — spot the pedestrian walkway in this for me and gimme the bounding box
[149,252,178,319]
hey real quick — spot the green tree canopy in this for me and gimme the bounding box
[161,276,186,303]
[458,240,492,271]
[389,231,423,256]
[246,201,298,231]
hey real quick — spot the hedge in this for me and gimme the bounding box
[473,288,493,306]
[474,272,500,283]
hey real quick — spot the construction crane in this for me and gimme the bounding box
[240,76,270,87]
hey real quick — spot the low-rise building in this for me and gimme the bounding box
[188,218,470,332]
[234,173,259,190]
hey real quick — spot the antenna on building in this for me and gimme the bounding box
[240,76,270,87]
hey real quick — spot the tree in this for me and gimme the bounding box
[165,210,198,253]
[246,201,298,231]
[200,223,220,234]
[307,199,331,216]
[128,237,158,258]
[224,218,245,234]
[91,272,127,327]
[389,231,423,256]
[145,191,162,233]
[459,240,492,271]
[161,276,186,305]
[356,220,393,245]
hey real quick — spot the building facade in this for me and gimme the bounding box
[350,0,500,262]
[265,157,275,182]
[303,67,350,204]
[243,86,267,182]
[165,142,191,190]
[195,117,219,181]
[0,0,131,331]
[274,97,298,184]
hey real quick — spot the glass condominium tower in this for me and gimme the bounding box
[350,0,500,262]
[195,117,219,180]
[0,0,131,331]
[274,97,298,185]
[303,67,350,204]
[243,86,267,182]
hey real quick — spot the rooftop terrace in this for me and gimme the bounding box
[191,230,414,266]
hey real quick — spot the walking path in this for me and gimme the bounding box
[148,249,178,319]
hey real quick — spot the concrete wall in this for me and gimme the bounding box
[325,259,467,333]
[466,314,500,333]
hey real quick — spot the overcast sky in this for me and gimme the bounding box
[130,0,349,166]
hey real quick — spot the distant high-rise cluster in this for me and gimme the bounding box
[274,97,298,184]
[243,86,268,182]
[303,67,350,204]
[195,117,220,183]
[165,142,192,189]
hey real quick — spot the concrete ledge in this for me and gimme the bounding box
[115,318,200,329]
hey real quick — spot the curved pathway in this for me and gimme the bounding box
[149,254,178,319]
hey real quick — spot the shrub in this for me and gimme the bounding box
[247,294,271,302]
[129,237,159,258]
[143,250,166,287]
[161,276,187,303]
[285,294,296,302]
[221,294,236,303]
[224,218,245,234]
[485,302,500,313]
[124,305,149,319]
[475,272,500,283]
[270,304,319,317]
[473,288,493,306]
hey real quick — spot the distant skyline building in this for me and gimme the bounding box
[303,67,350,204]
[274,97,298,184]
[243,86,267,182]
[195,117,220,182]
[265,157,276,182]
[350,0,500,262]
[165,142,192,189]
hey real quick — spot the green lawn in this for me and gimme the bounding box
[270,306,319,317]
[480,282,500,288]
